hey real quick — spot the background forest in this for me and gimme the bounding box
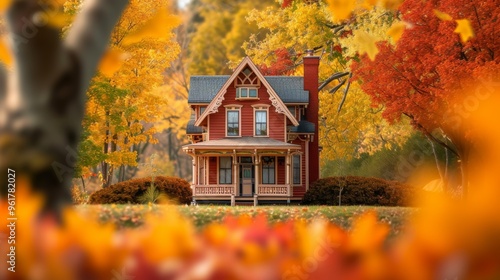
[75,0,466,192]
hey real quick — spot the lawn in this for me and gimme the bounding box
[76,204,416,237]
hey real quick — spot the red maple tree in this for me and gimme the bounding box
[352,0,500,192]
[259,48,296,76]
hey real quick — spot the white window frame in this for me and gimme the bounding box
[292,154,301,185]
[252,104,270,137]
[224,105,242,137]
[236,87,259,99]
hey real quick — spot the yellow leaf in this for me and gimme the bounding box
[387,21,407,43]
[433,9,452,21]
[0,39,12,66]
[0,0,11,12]
[362,0,377,9]
[326,0,356,22]
[98,48,126,77]
[122,8,181,45]
[355,31,379,61]
[454,19,474,42]
[45,11,72,28]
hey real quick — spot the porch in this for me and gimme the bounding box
[183,137,306,205]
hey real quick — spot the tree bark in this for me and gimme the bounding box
[0,0,129,217]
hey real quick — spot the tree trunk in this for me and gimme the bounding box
[80,175,86,192]
[0,0,129,217]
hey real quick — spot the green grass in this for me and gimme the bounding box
[76,204,416,237]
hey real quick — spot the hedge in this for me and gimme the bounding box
[301,176,413,206]
[89,176,192,204]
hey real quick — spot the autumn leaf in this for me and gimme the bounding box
[0,0,10,12]
[326,0,356,22]
[45,11,72,28]
[433,9,452,21]
[454,19,474,42]
[387,21,408,42]
[98,48,127,77]
[355,31,379,60]
[122,8,181,45]
[0,39,12,66]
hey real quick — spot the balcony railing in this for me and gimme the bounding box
[193,185,234,196]
[257,185,289,196]
[192,184,291,196]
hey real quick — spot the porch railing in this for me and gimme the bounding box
[257,185,290,196]
[193,185,234,196]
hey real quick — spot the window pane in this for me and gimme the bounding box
[249,88,257,97]
[227,111,239,136]
[262,157,275,184]
[200,106,206,115]
[241,88,247,97]
[219,157,232,184]
[255,111,267,136]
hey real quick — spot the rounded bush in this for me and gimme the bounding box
[302,176,413,206]
[89,176,192,204]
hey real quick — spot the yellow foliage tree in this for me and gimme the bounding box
[75,0,181,187]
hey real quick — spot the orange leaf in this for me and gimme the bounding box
[387,21,408,43]
[326,0,356,22]
[122,8,181,45]
[454,19,474,42]
[0,0,11,12]
[98,48,126,77]
[433,9,453,21]
[0,39,12,67]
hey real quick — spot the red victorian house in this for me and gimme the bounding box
[183,55,320,205]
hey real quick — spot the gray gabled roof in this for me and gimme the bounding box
[188,76,309,104]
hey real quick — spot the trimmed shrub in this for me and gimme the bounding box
[89,176,192,204]
[302,176,413,206]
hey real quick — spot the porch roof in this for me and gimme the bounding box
[183,137,300,150]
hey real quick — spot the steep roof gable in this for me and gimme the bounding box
[194,57,300,126]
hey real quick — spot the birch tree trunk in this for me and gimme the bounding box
[0,0,129,217]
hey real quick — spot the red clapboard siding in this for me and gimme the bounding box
[208,157,217,184]
[209,83,286,141]
[277,156,285,185]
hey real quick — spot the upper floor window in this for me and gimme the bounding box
[236,87,258,99]
[255,111,267,136]
[227,110,240,136]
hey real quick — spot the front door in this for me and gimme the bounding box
[240,165,254,196]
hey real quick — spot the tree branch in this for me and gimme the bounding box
[65,0,129,92]
[318,71,349,91]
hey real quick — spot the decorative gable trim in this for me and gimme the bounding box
[195,57,299,127]
[206,92,226,115]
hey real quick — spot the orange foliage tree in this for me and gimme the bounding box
[352,0,500,192]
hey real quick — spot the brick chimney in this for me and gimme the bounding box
[303,50,320,186]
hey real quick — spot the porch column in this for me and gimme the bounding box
[254,152,260,195]
[286,150,291,196]
[233,151,237,195]
[192,157,198,185]
[305,137,310,191]
[191,155,197,200]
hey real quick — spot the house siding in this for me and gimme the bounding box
[208,157,217,185]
